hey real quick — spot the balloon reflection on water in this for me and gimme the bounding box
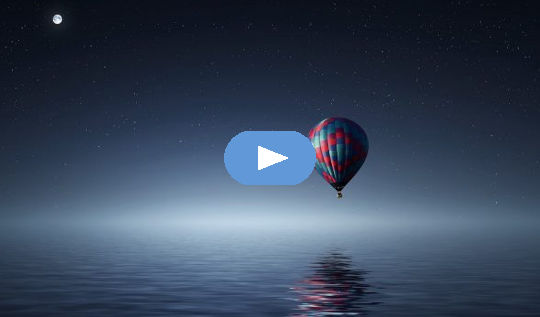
[290,252,379,316]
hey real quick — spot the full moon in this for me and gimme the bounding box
[52,14,62,25]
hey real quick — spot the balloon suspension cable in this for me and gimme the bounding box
[337,191,343,199]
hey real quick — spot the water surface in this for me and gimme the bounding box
[1,221,539,316]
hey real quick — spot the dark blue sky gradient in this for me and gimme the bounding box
[1,1,539,221]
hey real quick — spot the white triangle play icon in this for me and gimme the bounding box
[258,146,288,170]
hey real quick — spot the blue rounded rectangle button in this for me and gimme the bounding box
[224,131,316,185]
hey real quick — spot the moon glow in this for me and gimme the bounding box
[53,14,62,25]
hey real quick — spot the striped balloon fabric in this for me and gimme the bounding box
[309,118,369,198]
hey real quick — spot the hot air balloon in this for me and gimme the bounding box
[309,117,369,198]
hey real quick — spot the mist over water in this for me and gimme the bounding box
[1,214,539,316]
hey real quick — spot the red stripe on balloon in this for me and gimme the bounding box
[327,133,337,146]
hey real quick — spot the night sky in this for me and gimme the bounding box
[2,1,539,223]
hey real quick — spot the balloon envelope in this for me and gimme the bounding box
[309,118,369,194]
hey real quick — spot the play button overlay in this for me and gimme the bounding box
[224,131,315,185]
[258,146,288,170]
